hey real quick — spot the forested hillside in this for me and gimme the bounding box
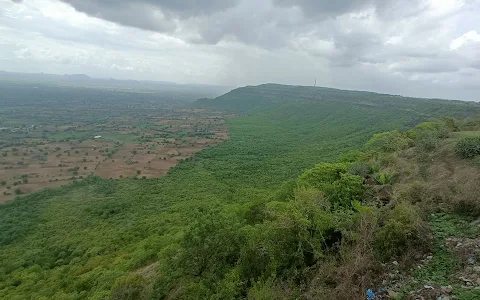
[1,84,479,299]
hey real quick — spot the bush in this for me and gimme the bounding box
[373,202,429,261]
[325,173,365,207]
[349,162,371,177]
[112,274,148,300]
[365,130,411,153]
[372,171,397,185]
[451,175,480,217]
[415,131,440,152]
[455,136,480,158]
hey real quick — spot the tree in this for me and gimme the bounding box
[297,162,347,189]
[178,212,242,278]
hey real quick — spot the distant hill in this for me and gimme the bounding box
[0,71,93,82]
[196,83,478,116]
[0,70,231,98]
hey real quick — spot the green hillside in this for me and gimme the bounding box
[1,84,480,299]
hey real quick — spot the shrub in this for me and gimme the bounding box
[365,130,411,153]
[372,171,397,185]
[451,175,480,217]
[415,131,440,152]
[112,274,148,300]
[455,136,480,158]
[373,202,429,261]
[443,117,460,132]
[339,150,365,163]
[349,162,371,177]
[325,173,365,207]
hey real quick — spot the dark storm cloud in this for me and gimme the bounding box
[57,0,240,33]
[54,0,426,45]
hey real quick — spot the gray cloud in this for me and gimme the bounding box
[391,60,461,74]
[274,0,371,17]
[60,0,239,17]
[54,0,239,34]
[54,0,427,46]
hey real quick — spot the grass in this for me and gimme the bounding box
[396,213,480,298]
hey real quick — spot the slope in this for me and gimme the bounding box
[0,84,479,299]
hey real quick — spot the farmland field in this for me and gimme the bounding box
[0,82,230,202]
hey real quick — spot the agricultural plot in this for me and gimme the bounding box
[0,83,231,202]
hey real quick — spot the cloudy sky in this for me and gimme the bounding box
[1,0,479,100]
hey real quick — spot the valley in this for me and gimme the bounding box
[1,82,480,299]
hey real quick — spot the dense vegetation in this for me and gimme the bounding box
[1,84,480,299]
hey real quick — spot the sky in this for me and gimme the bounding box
[1,0,479,101]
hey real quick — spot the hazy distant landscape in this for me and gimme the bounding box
[0,74,232,202]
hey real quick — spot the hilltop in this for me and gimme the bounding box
[196,83,476,115]
[0,83,479,299]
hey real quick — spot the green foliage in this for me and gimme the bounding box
[348,161,372,177]
[407,120,454,152]
[374,202,428,261]
[415,131,440,152]
[372,170,398,185]
[112,274,148,300]
[443,117,460,132]
[365,130,411,152]
[246,279,281,300]
[338,150,365,163]
[455,135,480,158]
[298,163,347,189]
[238,189,335,284]
[325,173,365,207]
[177,212,242,278]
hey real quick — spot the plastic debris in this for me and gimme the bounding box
[467,256,476,265]
[366,289,375,300]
